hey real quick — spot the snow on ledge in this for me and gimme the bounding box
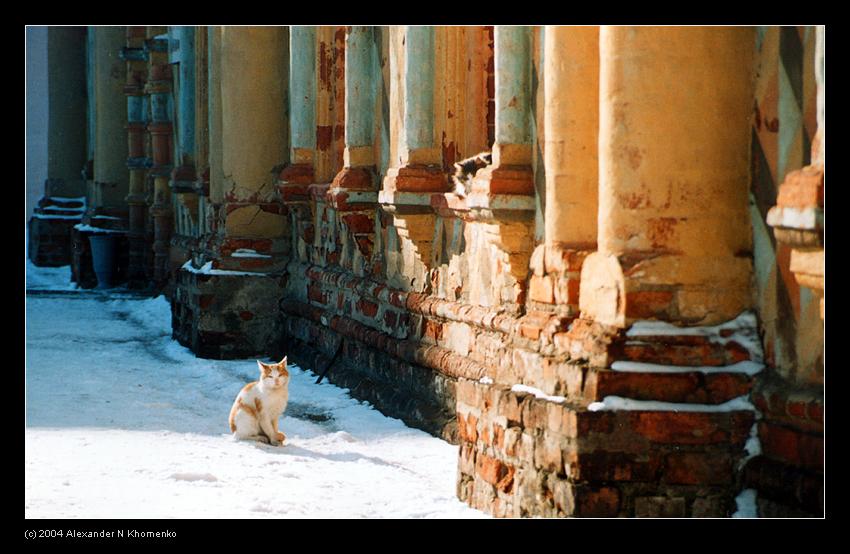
[230,248,272,259]
[47,196,86,203]
[610,360,764,376]
[33,213,83,220]
[479,377,494,385]
[511,384,566,404]
[73,224,124,234]
[587,395,756,413]
[180,260,268,277]
[43,205,85,212]
[625,311,763,362]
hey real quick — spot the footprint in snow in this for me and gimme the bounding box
[169,472,218,482]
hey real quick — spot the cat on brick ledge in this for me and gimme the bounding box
[229,357,290,446]
[451,151,492,197]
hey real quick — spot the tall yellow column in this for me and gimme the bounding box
[543,26,598,250]
[530,26,599,312]
[219,26,288,241]
[580,26,756,327]
[93,26,129,210]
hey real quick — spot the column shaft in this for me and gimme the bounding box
[543,26,598,248]
[93,27,129,209]
[220,26,288,239]
[290,26,317,164]
[493,26,531,166]
[46,27,87,197]
[581,26,756,327]
[345,26,376,166]
[404,26,435,153]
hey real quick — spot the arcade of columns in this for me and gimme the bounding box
[30,26,824,518]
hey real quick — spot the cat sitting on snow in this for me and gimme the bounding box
[229,357,290,446]
[451,151,492,197]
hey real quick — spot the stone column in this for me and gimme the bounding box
[528,26,599,314]
[470,26,534,198]
[123,26,150,287]
[341,26,376,174]
[174,26,290,359]
[327,26,380,273]
[581,26,757,327]
[543,26,598,251]
[219,26,288,255]
[279,26,316,196]
[767,25,825,320]
[382,26,446,195]
[93,26,129,211]
[207,26,223,205]
[46,27,87,198]
[145,27,174,285]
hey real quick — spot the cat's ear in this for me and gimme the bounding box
[280,356,288,366]
[257,360,268,372]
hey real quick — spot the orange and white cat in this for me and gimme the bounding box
[229,357,290,446]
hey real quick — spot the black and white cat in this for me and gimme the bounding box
[451,151,492,197]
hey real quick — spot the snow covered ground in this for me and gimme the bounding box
[25,264,486,519]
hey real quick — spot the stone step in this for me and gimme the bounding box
[620,335,755,366]
[582,360,763,405]
[38,196,86,210]
[35,206,85,217]
[618,311,763,367]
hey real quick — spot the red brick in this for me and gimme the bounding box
[496,465,515,494]
[574,485,620,517]
[571,451,662,482]
[787,400,807,419]
[198,294,214,310]
[498,392,525,427]
[664,452,733,485]
[529,275,554,304]
[566,277,580,306]
[341,213,374,234]
[307,283,327,305]
[475,452,507,487]
[807,400,823,423]
[625,290,674,319]
[493,423,505,450]
[593,370,700,403]
[457,413,469,442]
[520,323,542,340]
[759,421,823,471]
[356,298,379,318]
[631,411,753,446]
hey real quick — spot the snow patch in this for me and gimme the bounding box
[26,293,486,518]
[169,472,218,482]
[181,260,268,277]
[73,223,125,234]
[511,384,566,404]
[626,311,763,362]
[44,205,86,212]
[231,249,272,259]
[32,213,83,220]
[479,377,494,385]
[47,196,86,203]
[587,395,756,413]
[610,360,764,376]
[25,260,78,291]
[732,489,758,518]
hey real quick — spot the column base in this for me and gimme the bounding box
[171,261,284,359]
